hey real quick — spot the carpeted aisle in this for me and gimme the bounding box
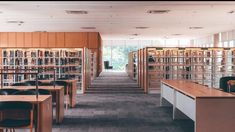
[52,94,194,132]
[17,71,194,132]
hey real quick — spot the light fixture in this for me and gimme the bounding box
[163,36,169,39]
[228,10,235,14]
[7,21,24,24]
[81,27,96,29]
[65,10,88,14]
[147,10,170,14]
[131,33,139,36]
[172,34,182,36]
[189,27,203,29]
[129,38,135,39]
[135,27,149,29]
[34,31,47,32]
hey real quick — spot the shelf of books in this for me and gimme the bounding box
[1,48,87,93]
[90,51,97,81]
[138,47,235,93]
[127,51,138,81]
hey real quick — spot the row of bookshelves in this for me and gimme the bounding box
[1,48,86,93]
[138,47,235,93]
[127,51,137,81]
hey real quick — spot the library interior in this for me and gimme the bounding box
[0,1,235,132]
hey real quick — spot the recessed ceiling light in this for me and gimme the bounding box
[135,27,149,29]
[147,10,170,14]
[81,27,96,29]
[164,36,170,39]
[172,34,182,36]
[189,27,203,29]
[131,34,139,36]
[34,31,47,32]
[65,10,88,14]
[228,10,234,14]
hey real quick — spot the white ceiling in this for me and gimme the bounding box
[0,1,235,40]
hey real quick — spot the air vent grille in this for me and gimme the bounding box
[189,27,203,29]
[65,10,88,14]
[7,21,24,24]
[135,27,149,29]
[81,27,96,29]
[147,10,170,14]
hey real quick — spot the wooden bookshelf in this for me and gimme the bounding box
[138,47,235,93]
[90,50,97,81]
[127,51,137,81]
[1,48,87,93]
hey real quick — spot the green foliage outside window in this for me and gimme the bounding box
[103,45,139,71]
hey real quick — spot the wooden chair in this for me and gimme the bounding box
[0,101,34,132]
[227,80,235,93]
[219,76,235,92]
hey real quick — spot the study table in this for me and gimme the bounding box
[39,79,77,107]
[3,86,64,124]
[0,95,52,132]
[160,80,235,132]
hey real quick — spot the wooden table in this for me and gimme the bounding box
[0,95,52,132]
[160,80,235,132]
[39,79,77,108]
[3,86,64,124]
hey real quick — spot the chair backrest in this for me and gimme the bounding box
[0,90,8,95]
[12,82,28,86]
[50,81,68,94]
[0,101,33,110]
[25,81,42,86]
[219,76,235,92]
[13,90,37,95]
[104,61,109,69]
[0,89,20,95]
[0,101,33,123]
[39,82,53,86]
[28,89,50,95]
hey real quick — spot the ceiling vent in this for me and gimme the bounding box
[7,21,24,24]
[65,10,88,14]
[135,27,149,29]
[189,27,203,29]
[147,10,170,14]
[81,27,96,29]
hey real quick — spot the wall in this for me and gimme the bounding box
[0,32,102,76]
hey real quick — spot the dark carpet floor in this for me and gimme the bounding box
[51,94,194,132]
[18,72,194,132]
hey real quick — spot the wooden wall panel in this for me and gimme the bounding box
[16,32,24,47]
[40,32,48,48]
[48,32,56,48]
[65,32,88,48]
[88,32,98,48]
[32,32,40,47]
[0,33,8,47]
[8,32,16,47]
[56,32,65,48]
[24,32,32,47]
